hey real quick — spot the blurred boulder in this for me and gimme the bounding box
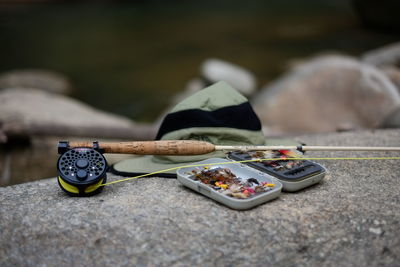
[177,58,256,102]
[201,59,257,96]
[379,66,400,129]
[0,88,156,142]
[362,42,400,98]
[381,66,400,92]
[0,69,72,94]
[381,107,400,128]
[252,55,400,135]
[362,42,400,68]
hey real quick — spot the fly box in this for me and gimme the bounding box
[177,158,282,210]
[227,151,326,192]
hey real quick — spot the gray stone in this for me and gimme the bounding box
[201,58,257,96]
[381,106,400,128]
[0,69,73,94]
[252,55,400,135]
[369,227,383,236]
[379,67,400,128]
[1,129,399,266]
[382,66,400,92]
[0,88,156,141]
[362,42,400,68]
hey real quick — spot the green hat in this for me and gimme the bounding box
[110,81,297,177]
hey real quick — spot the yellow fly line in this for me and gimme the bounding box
[100,156,400,186]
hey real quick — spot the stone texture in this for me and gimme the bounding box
[382,66,400,93]
[0,69,73,94]
[1,129,399,266]
[0,88,156,141]
[252,55,400,135]
[362,42,400,68]
[380,106,400,128]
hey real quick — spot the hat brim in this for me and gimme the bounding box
[110,155,189,178]
[110,138,301,178]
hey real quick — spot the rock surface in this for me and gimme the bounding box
[1,129,399,266]
[362,42,400,68]
[201,58,257,96]
[252,55,400,135]
[0,69,73,94]
[380,106,400,128]
[382,66,400,93]
[0,88,156,141]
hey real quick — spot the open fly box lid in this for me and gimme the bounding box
[227,151,327,192]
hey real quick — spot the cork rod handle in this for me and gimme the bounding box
[68,140,216,155]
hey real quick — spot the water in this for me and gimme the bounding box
[0,0,399,186]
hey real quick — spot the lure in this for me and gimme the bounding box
[278,149,301,158]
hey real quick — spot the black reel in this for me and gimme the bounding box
[57,141,108,196]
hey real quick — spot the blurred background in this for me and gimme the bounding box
[0,0,399,186]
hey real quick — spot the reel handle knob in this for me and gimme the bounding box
[76,159,89,169]
[76,170,88,181]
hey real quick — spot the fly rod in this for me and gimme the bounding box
[64,140,400,155]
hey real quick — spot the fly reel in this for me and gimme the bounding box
[57,141,108,196]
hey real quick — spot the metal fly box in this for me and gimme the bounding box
[227,151,326,192]
[177,158,282,210]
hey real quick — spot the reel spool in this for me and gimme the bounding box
[57,141,108,196]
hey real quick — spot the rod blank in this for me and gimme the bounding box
[215,145,400,152]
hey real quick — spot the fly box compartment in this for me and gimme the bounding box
[176,158,282,210]
[227,151,326,192]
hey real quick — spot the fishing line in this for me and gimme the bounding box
[100,156,400,186]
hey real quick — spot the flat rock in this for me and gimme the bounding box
[252,55,400,135]
[0,88,155,140]
[0,129,399,266]
[0,69,72,94]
